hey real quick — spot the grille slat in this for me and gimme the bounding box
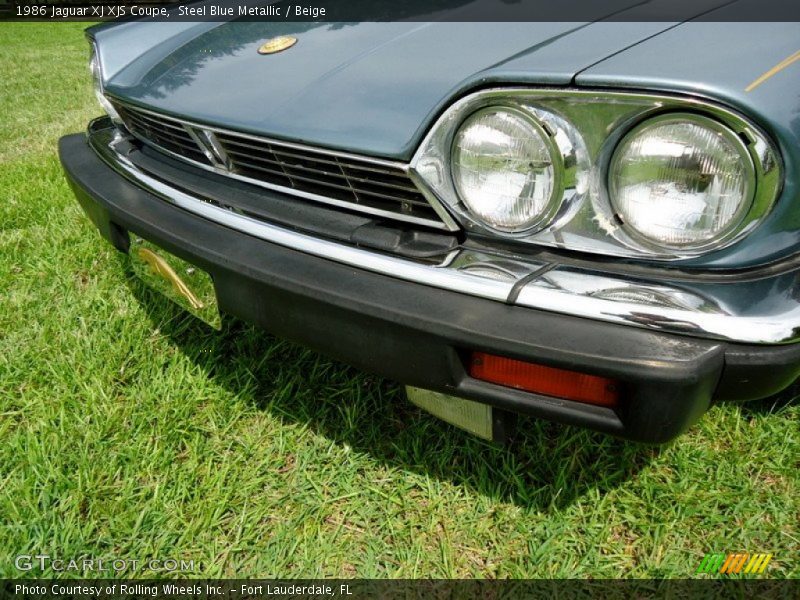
[128,110,190,132]
[121,110,193,143]
[224,147,339,174]
[113,101,446,228]
[221,136,401,175]
[230,157,432,207]
[119,106,210,164]
[224,147,422,195]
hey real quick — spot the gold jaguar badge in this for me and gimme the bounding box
[258,36,298,55]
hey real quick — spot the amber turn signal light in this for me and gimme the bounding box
[469,352,620,407]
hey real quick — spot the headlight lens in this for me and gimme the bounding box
[609,113,755,249]
[451,108,559,232]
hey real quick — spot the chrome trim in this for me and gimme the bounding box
[110,98,460,232]
[410,88,783,260]
[89,119,800,345]
[514,268,794,346]
[184,126,221,167]
[199,130,233,170]
[88,41,124,126]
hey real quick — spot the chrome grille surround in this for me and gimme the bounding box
[111,100,457,231]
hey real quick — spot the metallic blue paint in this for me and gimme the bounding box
[96,18,689,158]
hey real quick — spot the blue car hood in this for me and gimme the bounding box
[96,19,678,158]
[97,8,722,159]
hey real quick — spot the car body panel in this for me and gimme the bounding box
[89,0,740,160]
[95,13,716,160]
[98,22,607,158]
[90,22,220,81]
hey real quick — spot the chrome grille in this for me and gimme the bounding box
[112,101,449,230]
[115,104,211,165]
[213,132,440,223]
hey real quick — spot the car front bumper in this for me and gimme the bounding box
[59,128,800,443]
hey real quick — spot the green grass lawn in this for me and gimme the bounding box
[0,22,798,579]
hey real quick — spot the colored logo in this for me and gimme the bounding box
[696,553,772,575]
[258,36,298,55]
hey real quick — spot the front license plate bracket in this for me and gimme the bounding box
[129,237,221,330]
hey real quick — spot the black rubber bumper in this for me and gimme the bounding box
[59,132,800,443]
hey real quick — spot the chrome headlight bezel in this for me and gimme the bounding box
[88,39,124,126]
[88,42,105,101]
[410,88,782,260]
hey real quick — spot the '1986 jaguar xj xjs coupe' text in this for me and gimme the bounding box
[60,6,800,443]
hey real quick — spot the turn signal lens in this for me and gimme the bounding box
[469,352,619,407]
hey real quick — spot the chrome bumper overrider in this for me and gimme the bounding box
[89,120,800,346]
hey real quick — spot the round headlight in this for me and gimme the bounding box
[451,107,560,232]
[609,113,755,250]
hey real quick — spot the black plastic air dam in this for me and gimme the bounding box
[59,132,800,443]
